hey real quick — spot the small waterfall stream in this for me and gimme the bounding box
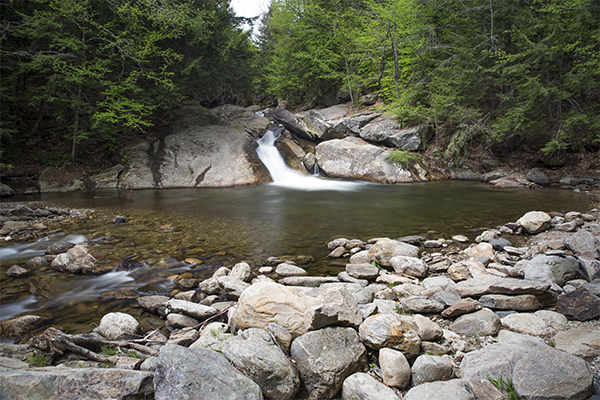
[256,129,361,191]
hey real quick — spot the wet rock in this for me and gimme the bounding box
[222,328,300,400]
[404,379,476,400]
[50,244,97,274]
[327,238,350,250]
[517,211,552,234]
[345,263,380,280]
[305,286,363,330]
[291,327,367,399]
[411,354,455,385]
[359,313,421,358]
[25,256,49,269]
[368,238,420,266]
[341,372,399,400]
[390,255,428,278]
[275,263,307,278]
[524,254,579,286]
[234,282,318,338]
[556,287,600,321]
[512,342,594,400]
[0,368,153,400]
[379,347,411,388]
[0,315,47,340]
[45,241,76,255]
[488,238,513,251]
[6,265,29,278]
[97,312,141,340]
[501,313,549,336]
[450,308,501,337]
[155,344,263,400]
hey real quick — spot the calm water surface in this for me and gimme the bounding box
[0,181,594,337]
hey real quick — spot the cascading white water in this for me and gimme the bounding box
[256,129,361,191]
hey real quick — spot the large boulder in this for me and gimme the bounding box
[341,372,399,400]
[221,328,300,400]
[120,105,269,189]
[359,117,434,151]
[403,379,476,400]
[564,229,600,258]
[304,286,363,330]
[368,238,420,267]
[39,167,85,193]
[450,308,501,337]
[516,211,552,234]
[358,313,421,358]
[315,137,417,184]
[291,327,367,399]
[97,312,141,340]
[524,254,579,286]
[233,282,318,338]
[50,244,97,274]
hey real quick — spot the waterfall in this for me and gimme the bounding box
[256,129,361,191]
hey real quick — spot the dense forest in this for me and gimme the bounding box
[1,0,599,173]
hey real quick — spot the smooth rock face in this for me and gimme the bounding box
[411,354,455,385]
[0,368,153,400]
[409,314,443,341]
[369,238,420,267]
[291,327,367,399]
[275,263,307,278]
[512,343,594,400]
[341,372,399,400]
[234,282,318,338]
[359,313,421,358]
[155,345,263,400]
[454,275,500,297]
[221,328,300,400]
[501,313,548,336]
[450,308,501,337]
[0,315,46,340]
[460,343,530,382]
[442,298,482,318]
[345,263,380,280]
[517,211,552,234]
[524,254,579,286]
[379,348,411,388]
[316,137,416,184]
[553,327,600,358]
[403,379,476,400]
[97,312,141,340]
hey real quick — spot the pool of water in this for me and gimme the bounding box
[0,181,594,337]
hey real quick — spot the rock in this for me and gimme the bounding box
[155,344,263,400]
[234,282,318,338]
[442,298,482,318]
[39,166,85,193]
[403,379,476,400]
[516,211,552,234]
[512,343,594,400]
[341,372,399,400]
[291,327,367,399]
[231,262,252,282]
[526,168,549,186]
[488,238,513,251]
[216,276,250,298]
[411,354,455,385]
[328,246,346,258]
[328,238,350,250]
[469,379,504,400]
[137,295,169,315]
[315,137,416,184]
[390,255,428,278]
[345,263,380,280]
[463,242,495,259]
[166,327,198,346]
[304,286,363,330]
[88,164,124,188]
[189,322,230,350]
[409,314,443,341]
[0,368,153,400]
[399,296,445,314]
[454,275,500,297]
[534,309,568,325]
[556,287,600,321]
[6,265,29,278]
[166,314,199,329]
[564,229,600,258]
[97,312,141,340]
[46,241,76,255]
[272,108,307,138]
[578,257,600,282]
[479,294,550,311]
[275,263,307,278]
[460,342,531,382]
[433,289,462,307]
[379,348,411,389]
[222,328,300,400]
[585,280,600,296]
[560,176,581,186]
[359,313,421,358]
[349,249,371,264]
[487,278,550,295]
[369,238,420,267]
[524,254,579,286]
[50,244,97,274]
[0,315,46,340]
[450,308,501,337]
[278,276,339,286]
[553,327,600,358]
[0,183,15,196]
[449,262,472,281]
[166,299,218,320]
[421,275,456,291]
[501,313,549,336]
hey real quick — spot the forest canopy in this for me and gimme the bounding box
[1,0,599,170]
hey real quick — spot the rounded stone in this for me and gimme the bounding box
[98,312,141,340]
[359,313,421,358]
[379,348,411,389]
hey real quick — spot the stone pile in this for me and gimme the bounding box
[1,209,600,399]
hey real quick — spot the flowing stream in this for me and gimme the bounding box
[0,137,595,338]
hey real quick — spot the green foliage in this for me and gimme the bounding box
[101,346,118,356]
[394,302,413,315]
[29,351,51,367]
[386,149,423,167]
[488,376,518,400]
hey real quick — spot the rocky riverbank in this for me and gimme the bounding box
[1,205,600,400]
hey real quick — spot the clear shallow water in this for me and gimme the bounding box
[0,181,594,336]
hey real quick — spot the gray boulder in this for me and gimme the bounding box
[0,183,14,196]
[97,312,141,340]
[524,254,579,286]
[50,244,96,274]
[166,299,218,320]
[411,354,455,385]
[399,296,445,314]
[39,167,85,193]
[359,117,433,151]
[304,286,363,330]
[579,257,600,282]
[345,263,380,280]
[487,278,550,295]
[460,343,530,382]
[516,211,552,234]
[291,327,367,399]
[526,168,549,186]
[390,255,428,278]
[553,327,600,358]
[275,263,307,278]
[155,345,263,400]
[88,164,124,189]
[0,368,153,400]
[359,313,421,358]
[369,238,420,267]
[221,328,300,400]
[556,287,600,321]
[450,308,501,337]
[379,347,411,388]
[341,372,399,400]
[404,379,476,400]
[564,229,600,258]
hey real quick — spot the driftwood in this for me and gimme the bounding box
[29,327,159,365]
